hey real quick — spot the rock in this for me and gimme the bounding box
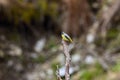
[72,53,81,63]
[0,50,4,57]
[30,52,38,59]
[86,34,95,43]
[34,38,46,53]
[55,53,65,65]
[8,44,22,56]
[85,55,95,64]
[7,60,14,67]
[14,63,23,72]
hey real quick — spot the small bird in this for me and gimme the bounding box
[61,32,73,43]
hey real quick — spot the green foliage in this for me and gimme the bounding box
[47,2,58,19]
[32,55,45,63]
[51,62,60,71]
[38,0,47,13]
[107,32,120,49]
[79,63,104,80]
[107,28,119,39]
[80,70,95,80]
[112,62,120,72]
[38,0,59,18]
[3,0,59,25]
[5,4,33,25]
[20,7,35,24]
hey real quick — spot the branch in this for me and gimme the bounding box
[56,65,62,80]
[62,40,71,80]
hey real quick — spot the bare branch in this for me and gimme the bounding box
[62,40,71,80]
[56,65,62,80]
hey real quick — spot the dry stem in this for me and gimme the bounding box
[56,65,62,80]
[62,40,71,80]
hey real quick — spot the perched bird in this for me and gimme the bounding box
[61,32,73,43]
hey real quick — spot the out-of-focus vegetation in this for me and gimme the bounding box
[0,0,59,25]
[0,0,120,80]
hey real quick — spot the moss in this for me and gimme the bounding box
[38,0,48,13]
[32,55,46,63]
[80,69,104,80]
[107,32,120,49]
[79,63,104,80]
[79,63,88,69]
[80,70,94,80]
[4,0,59,25]
[107,28,119,40]
[51,62,60,71]
[47,2,58,19]
[95,62,103,71]
[112,62,120,72]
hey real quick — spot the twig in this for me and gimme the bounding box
[56,65,62,80]
[62,40,71,80]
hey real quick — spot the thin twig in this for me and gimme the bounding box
[62,40,71,80]
[56,65,62,80]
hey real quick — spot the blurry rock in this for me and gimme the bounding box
[25,65,47,80]
[30,52,38,59]
[34,38,46,53]
[26,71,43,80]
[47,69,53,75]
[7,60,23,72]
[72,54,81,63]
[46,69,54,79]
[92,2,99,9]
[8,44,22,56]
[15,63,23,72]
[7,60,14,67]
[86,34,95,43]
[55,53,65,65]
[0,35,6,41]
[39,71,46,79]
[0,50,4,57]
[85,55,95,64]
[51,47,57,52]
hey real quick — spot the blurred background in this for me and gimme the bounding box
[0,0,120,80]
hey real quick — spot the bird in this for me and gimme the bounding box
[61,32,73,43]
